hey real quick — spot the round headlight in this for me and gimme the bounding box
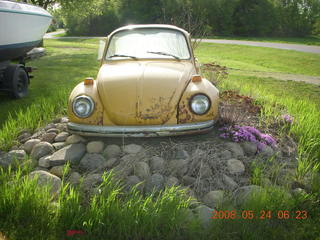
[72,95,95,118]
[190,94,211,115]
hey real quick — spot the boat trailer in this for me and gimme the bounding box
[0,48,45,99]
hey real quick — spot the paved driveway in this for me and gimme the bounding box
[199,39,320,54]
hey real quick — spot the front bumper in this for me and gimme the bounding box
[67,120,214,137]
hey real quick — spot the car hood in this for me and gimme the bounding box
[97,61,196,125]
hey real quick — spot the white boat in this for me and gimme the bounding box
[0,0,52,61]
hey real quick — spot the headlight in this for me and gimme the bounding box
[190,94,211,115]
[72,95,95,118]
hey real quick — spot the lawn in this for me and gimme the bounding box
[0,39,320,239]
[206,35,320,46]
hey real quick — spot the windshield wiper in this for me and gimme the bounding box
[108,54,137,59]
[147,51,180,60]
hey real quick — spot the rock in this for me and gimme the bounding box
[38,155,51,168]
[29,170,61,196]
[145,173,164,193]
[68,172,81,185]
[56,123,67,132]
[18,131,32,143]
[222,174,238,190]
[31,142,54,160]
[47,128,60,134]
[219,150,232,160]
[203,190,224,208]
[193,205,214,227]
[225,142,244,158]
[0,150,27,168]
[52,142,67,150]
[168,160,188,177]
[227,159,245,175]
[86,141,104,154]
[165,176,179,187]
[175,149,190,160]
[292,188,307,196]
[54,132,69,142]
[50,166,65,178]
[8,150,26,161]
[241,141,257,156]
[123,144,143,154]
[60,117,69,123]
[23,139,41,154]
[134,161,150,180]
[50,143,86,166]
[41,132,57,143]
[82,173,103,191]
[45,123,56,130]
[31,129,45,139]
[200,164,213,178]
[79,153,106,172]
[125,175,144,192]
[103,144,121,159]
[113,154,135,177]
[150,156,165,173]
[260,145,274,158]
[65,134,86,145]
[182,176,196,186]
[105,157,118,168]
[233,185,263,205]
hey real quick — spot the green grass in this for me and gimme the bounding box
[0,39,100,150]
[206,35,320,46]
[0,40,320,239]
[196,43,320,76]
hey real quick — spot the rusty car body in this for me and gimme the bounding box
[67,24,219,137]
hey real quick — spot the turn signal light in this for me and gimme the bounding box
[191,75,202,82]
[84,77,94,85]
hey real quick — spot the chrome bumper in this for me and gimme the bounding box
[67,120,214,137]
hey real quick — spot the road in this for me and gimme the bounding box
[198,39,320,54]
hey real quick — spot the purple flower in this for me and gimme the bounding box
[282,114,294,124]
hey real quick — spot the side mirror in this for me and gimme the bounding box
[97,38,107,61]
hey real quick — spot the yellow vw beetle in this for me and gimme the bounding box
[67,24,219,137]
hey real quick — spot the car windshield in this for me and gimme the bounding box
[106,28,191,60]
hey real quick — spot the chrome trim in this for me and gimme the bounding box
[72,95,95,118]
[67,120,214,137]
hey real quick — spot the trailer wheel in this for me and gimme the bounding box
[5,65,29,99]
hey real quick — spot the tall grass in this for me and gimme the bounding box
[0,89,69,151]
[221,75,320,179]
[0,166,201,240]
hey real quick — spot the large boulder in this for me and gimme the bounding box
[54,132,69,142]
[86,141,104,154]
[23,139,41,154]
[203,190,224,208]
[49,143,86,166]
[29,170,61,196]
[224,142,244,158]
[31,142,54,160]
[233,185,263,205]
[227,159,245,175]
[145,173,164,193]
[241,141,257,156]
[79,153,106,172]
[150,156,165,173]
[134,161,150,180]
[0,150,27,168]
[123,144,143,154]
[103,145,121,159]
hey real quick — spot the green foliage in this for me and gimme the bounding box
[52,0,320,37]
